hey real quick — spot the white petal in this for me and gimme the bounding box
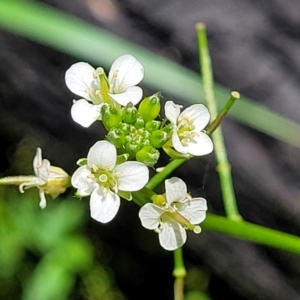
[87,141,116,171]
[65,62,98,100]
[139,203,165,229]
[33,148,42,172]
[109,86,143,106]
[114,161,149,191]
[186,132,213,156]
[178,198,207,224]
[165,101,182,125]
[33,148,50,182]
[71,165,97,196]
[90,188,120,223]
[159,218,187,251]
[38,189,47,209]
[172,131,188,154]
[108,54,144,93]
[165,177,187,204]
[181,104,210,131]
[71,99,102,128]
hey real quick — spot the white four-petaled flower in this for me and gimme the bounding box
[71,140,149,223]
[139,177,207,251]
[165,101,213,156]
[65,54,144,127]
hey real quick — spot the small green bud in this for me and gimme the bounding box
[136,146,160,167]
[150,130,169,148]
[134,116,145,129]
[141,138,151,147]
[132,134,143,146]
[139,129,151,141]
[125,142,141,158]
[162,123,174,134]
[122,103,138,124]
[106,129,125,148]
[138,92,162,121]
[102,106,122,130]
[145,120,161,133]
[119,123,135,135]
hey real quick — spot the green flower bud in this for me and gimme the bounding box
[122,103,138,124]
[132,134,143,146]
[138,92,162,122]
[125,142,140,158]
[162,123,174,134]
[106,129,125,148]
[141,138,151,147]
[134,116,145,129]
[145,120,161,133]
[136,146,160,167]
[150,130,169,148]
[138,128,151,140]
[102,106,122,130]
[120,123,135,135]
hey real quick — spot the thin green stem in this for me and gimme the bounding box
[173,247,186,300]
[206,92,240,135]
[146,158,186,190]
[196,23,241,220]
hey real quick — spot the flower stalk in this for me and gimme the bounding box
[196,22,242,220]
[173,247,186,300]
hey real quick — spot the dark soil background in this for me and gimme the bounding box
[1,1,300,299]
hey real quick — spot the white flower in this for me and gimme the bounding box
[71,140,149,223]
[139,177,207,251]
[165,101,213,156]
[0,148,70,209]
[65,54,144,127]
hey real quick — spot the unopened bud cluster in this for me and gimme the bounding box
[104,93,171,167]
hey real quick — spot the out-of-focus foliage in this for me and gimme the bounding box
[0,187,124,300]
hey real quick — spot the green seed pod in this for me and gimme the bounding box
[150,130,169,148]
[136,145,160,167]
[145,120,161,133]
[106,129,125,148]
[138,92,162,121]
[102,106,122,130]
[122,103,138,124]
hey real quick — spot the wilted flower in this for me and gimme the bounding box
[165,101,213,156]
[0,148,70,209]
[65,54,144,127]
[71,140,149,223]
[139,177,207,251]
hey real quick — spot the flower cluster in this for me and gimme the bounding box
[0,54,214,251]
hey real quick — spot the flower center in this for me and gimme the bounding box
[109,70,125,94]
[92,167,118,193]
[177,116,198,146]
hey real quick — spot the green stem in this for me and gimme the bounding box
[146,158,186,190]
[202,213,300,254]
[173,247,186,300]
[196,23,241,220]
[206,92,240,135]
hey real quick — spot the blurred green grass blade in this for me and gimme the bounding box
[1,1,300,148]
[203,213,300,254]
